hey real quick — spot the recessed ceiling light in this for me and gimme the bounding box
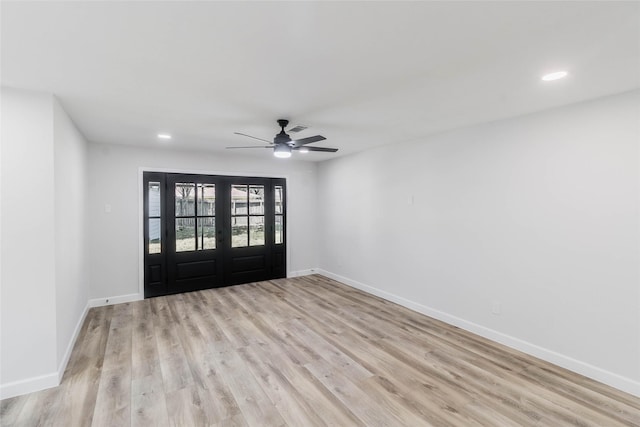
[542,71,568,81]
[157,133,172,140]
[298,147,309,153]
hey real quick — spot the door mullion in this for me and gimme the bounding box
[264,182,274,272]
[194,182,199,251]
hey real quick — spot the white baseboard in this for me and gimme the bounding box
[2,293,142,398]
[0,301,92,400]
[56,302,90,383]
[0,372,59,400]
[288,268,318,278]
[317,269,640,398]
[89,292,143,308]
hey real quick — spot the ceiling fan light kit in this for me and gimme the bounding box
[274,144,292,158]
[228,119,338,158]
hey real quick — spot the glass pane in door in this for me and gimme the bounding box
[249,186,264,215]
[249,216,264,246]
[175,183,196,216]
[198,184,215,215]
[149,182,161,217]
[275,215,283,244]
[199,217,216,250]
[275,186,283,214]
[149,218,161,254]
[176,218,196,252]
[232,185,248,215]
[148,181,162,254]
[231,216,248,248]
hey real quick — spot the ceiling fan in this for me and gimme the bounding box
[227,119,338,158]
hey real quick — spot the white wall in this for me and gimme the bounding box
[1,88,58,395]
[0,87,90,399]
[87,143,318,300]
[317,90,640,395]
[53,98,89,371]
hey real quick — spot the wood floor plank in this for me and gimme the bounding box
[428,347,629,427]
[169,293,218,390]
[131,299,161,381]
[235,323,365,426]
[199,373,243,423]
[236,345,328,427]
[329,330,479,427]
[208,341,287,427]
[7,388,60,427]
[91,304,133,427]
[519,365,640,425]
[131,394,166,427]
[2,275,639,426]
[305,356,419,426]
[211,413,249,427]
[150,297,194,393]
[183,290,228,343]
[60,306,113,427]
[285,318,374,383]
[0,396,28,426]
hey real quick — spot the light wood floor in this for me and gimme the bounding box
[2,275,639,426]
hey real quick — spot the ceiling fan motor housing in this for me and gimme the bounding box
[275,119,291,145]
[274,132,291,145]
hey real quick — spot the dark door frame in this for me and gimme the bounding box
[138,168,290,297]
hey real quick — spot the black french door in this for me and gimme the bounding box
[143,172,286,298]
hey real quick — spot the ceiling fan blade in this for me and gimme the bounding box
[233,132,273,144]
[226,145,274,149]
[291,135,326,146]
[294,146,338,152]
[288,125,308,133]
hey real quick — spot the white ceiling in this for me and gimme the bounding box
[2,1,639,162]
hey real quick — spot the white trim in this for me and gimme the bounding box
[138,168,145,296]
[317,269,640,397]
[56,302,90,383]
[0,302,92,400]
[0,372,59,400]
[288,268,317,278]
[89,293,142,308]
[3,296,139,398]
[138,166,289,179]
[138,167,291,298]
[285,183,291,280]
